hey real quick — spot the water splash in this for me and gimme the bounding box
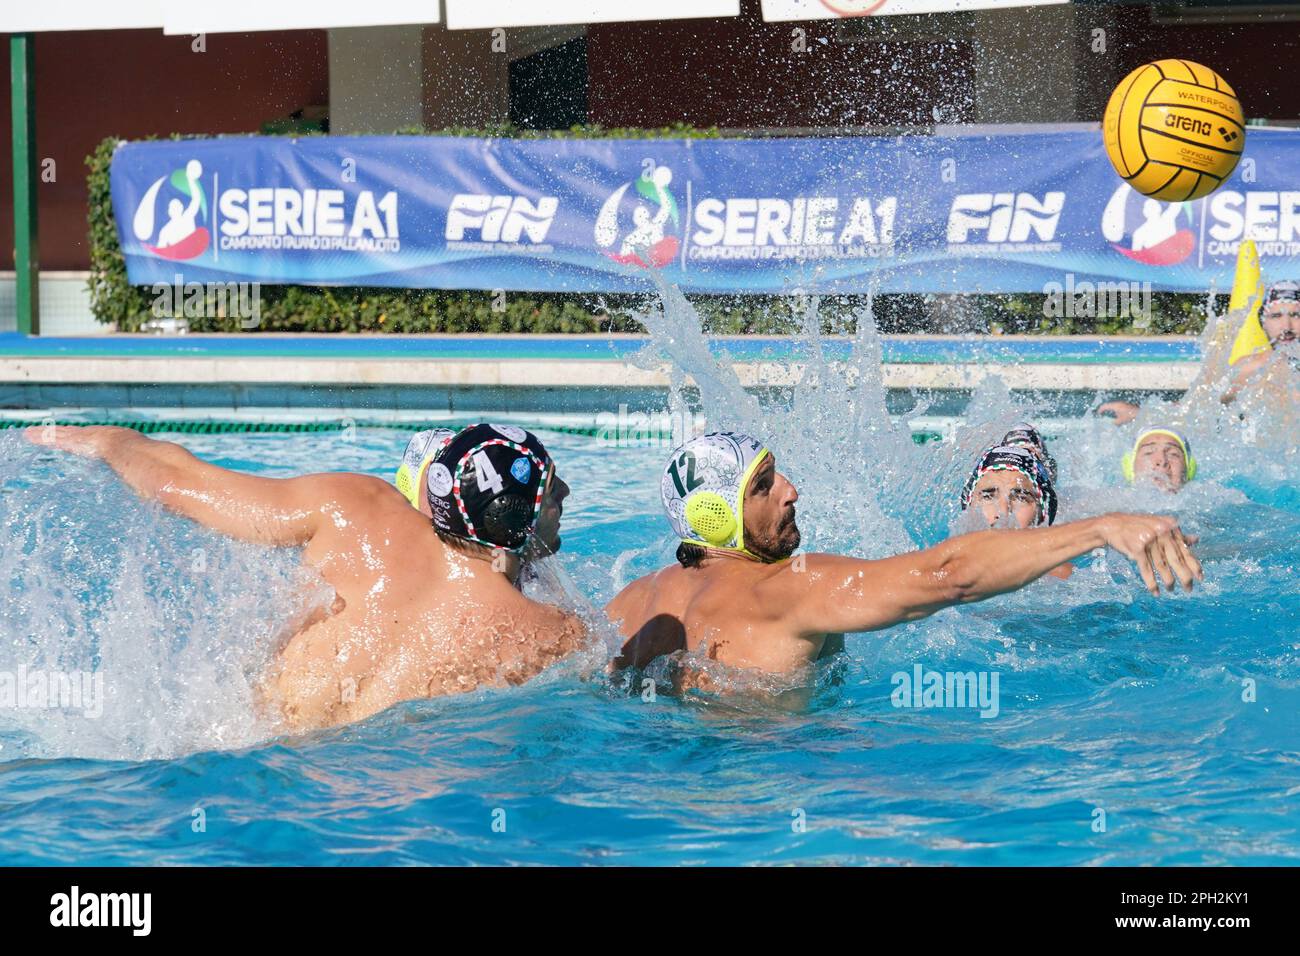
[0,432,328,761]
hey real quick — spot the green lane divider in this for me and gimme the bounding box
[0,418,614,438]
[0,418,944,444]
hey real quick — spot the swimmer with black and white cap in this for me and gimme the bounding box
[961,445,1054,526]
[605,430,1202,680]
[25,422,580,732]
[959,425,1072,579]
[396,423,571,559]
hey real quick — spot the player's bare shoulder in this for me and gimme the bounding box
[301,472,423,525]
[607,566,668,627]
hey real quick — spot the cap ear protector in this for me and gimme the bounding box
[395,427,458,509]
[685,491,738,546]
[480,493,539,549]
[681,452,769,552]
[1122,428,1197,483]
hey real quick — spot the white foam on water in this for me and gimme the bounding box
[0,432,329,761]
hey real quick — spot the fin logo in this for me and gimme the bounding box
[946,192,1066,244]
[445,194,558,243]
[595,164,681,269]
[131,159,210,261]
[1101,183,1195,267]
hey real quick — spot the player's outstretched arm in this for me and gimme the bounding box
[777,513,1202,637]
[24,425,377,547]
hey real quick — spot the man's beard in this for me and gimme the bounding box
[747,512,801,562]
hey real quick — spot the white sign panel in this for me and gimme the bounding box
[761,0,1067,20]
[446,0,741,30]
[163,1,439,35]
[1,3,163,32]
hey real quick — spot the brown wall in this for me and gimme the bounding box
[587,3,976,130]
[0,29,328,270]
[588,2,1300,131]
[1097,5,1300,121]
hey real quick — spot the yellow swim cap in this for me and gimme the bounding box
[1122,427,1197,483]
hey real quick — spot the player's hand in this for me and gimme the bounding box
[1096,401,1140,425]
[1097,512,1203,596]
[23,424,125,458]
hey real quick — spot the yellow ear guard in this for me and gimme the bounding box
[685,491,737,546]
[681,448,769,556]
[395,459,431,509]
[395,427,459,510]
[662,434,774,560]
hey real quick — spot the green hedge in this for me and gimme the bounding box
[86,126,1213,335]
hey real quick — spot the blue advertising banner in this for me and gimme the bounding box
[110,128,1300,294]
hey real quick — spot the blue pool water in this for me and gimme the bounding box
[1,407,1298,865]
[0,330,1198,365]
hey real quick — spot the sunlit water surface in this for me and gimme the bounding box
[1,298,1297,865]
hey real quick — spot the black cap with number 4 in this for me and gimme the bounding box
[426,423,552,552]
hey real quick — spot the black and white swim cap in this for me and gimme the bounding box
[661,432,770,555]
[427,423,553,552]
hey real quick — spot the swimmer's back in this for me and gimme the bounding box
[268,475,584,729]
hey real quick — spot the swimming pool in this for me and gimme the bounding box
[1,399,1298,865]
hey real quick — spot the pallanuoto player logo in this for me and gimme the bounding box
[131,159,210,261]
[594,163,680,268]
[1101,182,1196,267]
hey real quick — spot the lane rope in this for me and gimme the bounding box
[0,418,947,444]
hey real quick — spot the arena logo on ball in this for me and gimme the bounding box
[131,159,211,261]
[594,164,682,269]
[945,191,1065,256]
[444,193,558,254]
